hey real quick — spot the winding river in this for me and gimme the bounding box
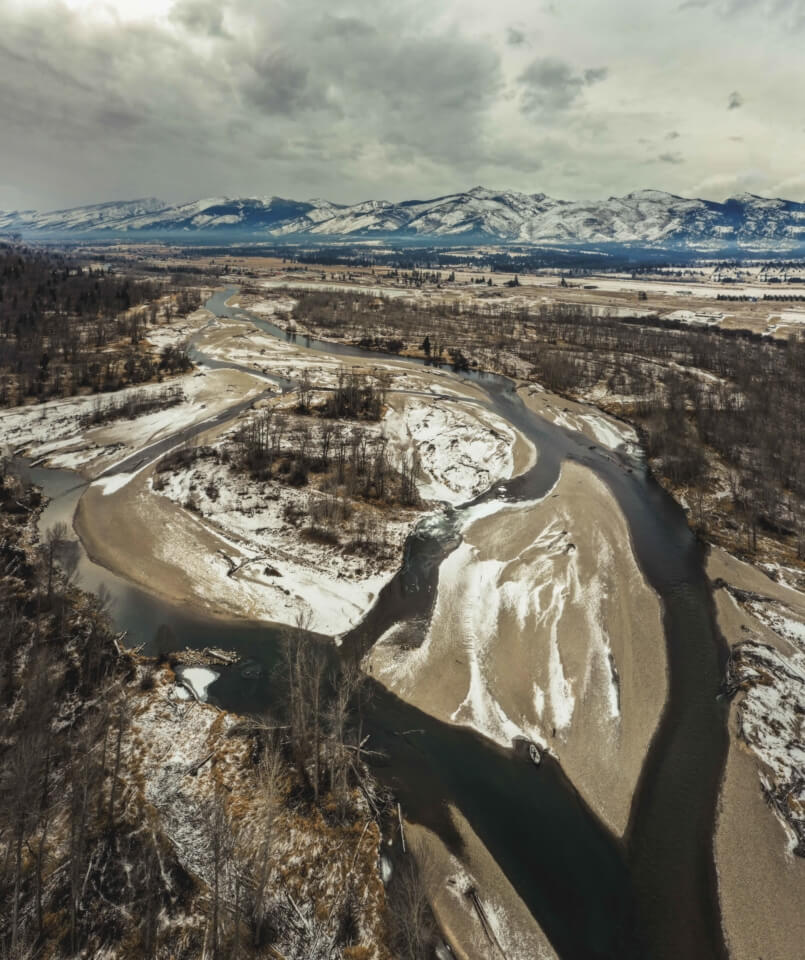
[30,287,729,959]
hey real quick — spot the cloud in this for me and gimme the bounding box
[584,66,609,84]
[314,15,376,39]
[518,58,608,114]
[169,1,230,38]
[728,90,744,109]
[0,0,803,209]
[679,0,805,29]
[239,52,326,116]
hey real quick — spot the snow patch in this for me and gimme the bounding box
[178,666,220,702]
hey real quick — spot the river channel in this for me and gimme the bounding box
[29,287,729,960]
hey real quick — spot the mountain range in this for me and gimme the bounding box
[2,186,805,251]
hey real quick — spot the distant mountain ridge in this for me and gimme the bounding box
[3,186,805,250]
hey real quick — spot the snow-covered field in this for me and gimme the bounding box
[0,366,266,477]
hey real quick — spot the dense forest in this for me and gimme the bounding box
[0,249,199,405]
[276,286,805,565]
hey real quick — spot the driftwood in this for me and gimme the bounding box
[203,648,238,664]
[466,887,508,959]
[218,550,280,578]
[187,751,215,777]
[285,889,311,934]
[177,677,202,703]
[397,802,406,854]
[349,760,381,818]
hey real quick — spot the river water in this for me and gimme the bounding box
[30,287,729,959]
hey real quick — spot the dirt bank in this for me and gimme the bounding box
[708,548,805,960]
[406,808,557,960]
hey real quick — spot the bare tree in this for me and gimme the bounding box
[202,785,235,960]
[388,839,437,960]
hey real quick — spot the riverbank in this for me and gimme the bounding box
[708,547,805,960]
[406,808,557,960]
[1,363,267,479]
[71,349,533,635]
[366,459,666,836]
[517,382,641,456]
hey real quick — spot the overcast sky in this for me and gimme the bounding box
[1,0,804,211]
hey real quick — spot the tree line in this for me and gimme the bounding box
[274,284,805,562]
[0,248,199,405]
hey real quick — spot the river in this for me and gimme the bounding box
[29,287,729,959]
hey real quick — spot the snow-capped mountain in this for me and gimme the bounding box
[3,187,805,250]
[0,196,315,237]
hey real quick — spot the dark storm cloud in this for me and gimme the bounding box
[0,0,803,210]
[583,66,609,85]
[240,53,326,116]
[170,0,230,37]
[519,58,608,114]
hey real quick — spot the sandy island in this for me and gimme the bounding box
[708,548,805,960]
[367,459,666,837]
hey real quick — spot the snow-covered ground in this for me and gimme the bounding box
[727,591,805,855]
[149,390,524,634]
[384,396,534,505]
[664,308,725,326]
[153,456,413,636]
[0,367,266,477]
[521,384,641,456]
[176,665,220,701]
[143,305,212,352]
[197,316,362,386]
[125,669,388,958]
[227,294,296,317]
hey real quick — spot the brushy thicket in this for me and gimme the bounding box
[279,285,805,562]
[0,464,435,960]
